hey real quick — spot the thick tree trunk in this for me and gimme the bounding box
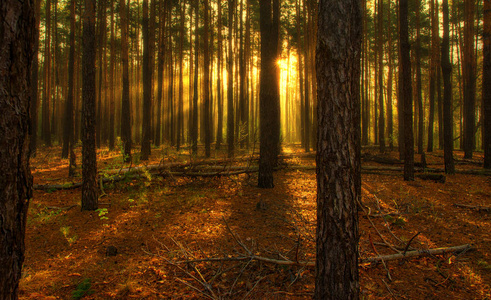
[120,0,132,162]
[0,2,34,298]
[442,0,455,174]
[400,0,414,181]
[82,0,98,210]
[258,0,280,188]
[315,0,361,298]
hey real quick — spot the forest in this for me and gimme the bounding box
[0,0,490,299]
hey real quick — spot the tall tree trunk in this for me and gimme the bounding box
[42,0,52,147]
[30,0,41,157]
[258,0,280,188]
[62,0,76,164]
[0,1,34,298]
[204,0,211,157]
[141,0,152,160]
[108,0,116,150]
[386,0,393,151]
[96,0,105,148]
[415,0,423,154]
[155,0,166,147]
[192,0,199,155]
[227,0,235,157]
[483,0,491,168]
[463,0,476,158]
[216,2,223,150]
[378,0,385,152]
[442,0,455,174]
[177,2,185,152]
[400,0,414,181]
[303,0,311,153]
[82,0,98,210]
[120,0,132,162]
[314,0,361,298]
[427,0,438,153]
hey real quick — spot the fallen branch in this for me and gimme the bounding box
[173,244,473,267]
[454,203,491,212]
[361,244,473,264]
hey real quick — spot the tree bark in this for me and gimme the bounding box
[378,0,385,153]
[0,2,34,298]
[427,0,438,153]
[227,0,235,158]
[42,0,52,147]
[463,0,476,158]
[415,0,423,155]
[258,0,280,188]
[216,2,224,150]
[62,0,76,176]
[120,0,132,162]
[30,0,41,157]
[82,0,98,210]
[400,0,414,180]
[483,0,491,168]
[141,0,152,160]
[442,0,455,174]
[204,0,211,157]
[315,0,361,298]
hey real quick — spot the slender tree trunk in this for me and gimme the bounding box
[82,0,98,210]
[463,0,476,158]
[62,0,76,164]
[227,0,235,157]
[378,0,385,152]
[386,0,393,151]
[177,2,185,152]
[415,0,423,154]
[192,0,200,155]
[30,0,41,157]
[120,0,132,162]
[155,1,166,147]
[442,0,455,174]
[303,0,310,153]
[96,0,105,148]
[141,0,152,160]
[315,0,361,298]
[0,2,34,298]
[427,0,438,153]
[483,0,491,168]
[204,0,211,157]
[42,0,52,147]
[216,2,223,150]
[108,0,116,150]
[400,0,414,180]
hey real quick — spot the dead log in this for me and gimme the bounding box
[416,173,446,183]
[454,203,491,212]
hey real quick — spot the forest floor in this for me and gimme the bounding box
[19,144,490,299]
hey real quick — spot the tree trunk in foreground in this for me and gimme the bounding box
[0,1,35,298]
[120,0,132,162]
[315,0,361,299]
[442,0,454,174]
[258,0,280,188]
[82,0,98,210]
[400,0,414,181]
